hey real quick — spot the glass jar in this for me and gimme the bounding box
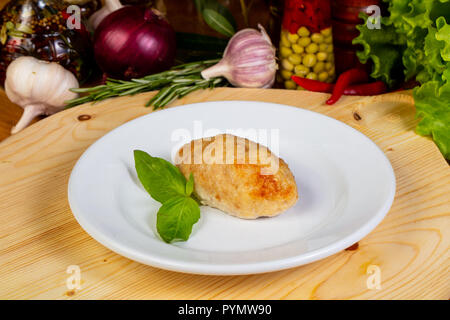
[331,0,383,75]
[278,0,335,89]
[0,0,94,85]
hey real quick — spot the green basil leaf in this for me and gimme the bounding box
[202,8,236,38]
[157,196,200,243]
[134,150,187,203]
[185,173,194,196]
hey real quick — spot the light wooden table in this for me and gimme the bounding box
[0,87,449,299]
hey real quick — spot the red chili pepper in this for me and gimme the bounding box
[291,76,334,92]
[292,76,387,96]
[326,68,369,105]
[343,81,387,95]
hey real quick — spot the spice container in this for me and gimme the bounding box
[0,0,94,85]
[278,0,335,89]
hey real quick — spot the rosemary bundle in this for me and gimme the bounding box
[66,59,228,109]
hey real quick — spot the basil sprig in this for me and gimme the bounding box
[134,150,200,243]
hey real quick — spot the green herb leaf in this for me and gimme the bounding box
[186,173,194,196]
[134,150,202,243]
[202,8,236,38]
[156,196,200,243]
[134,150,187,203]
[194,0,237,31]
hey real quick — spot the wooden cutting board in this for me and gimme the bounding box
[0,88,448,300]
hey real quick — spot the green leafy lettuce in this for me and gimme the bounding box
[353,0,450,159]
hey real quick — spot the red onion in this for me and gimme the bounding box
[94,6,176,79]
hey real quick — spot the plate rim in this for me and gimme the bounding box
[68,100,396,275]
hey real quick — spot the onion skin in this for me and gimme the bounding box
[94,6,176,79]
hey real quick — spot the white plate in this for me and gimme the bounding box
[68,101,395,275]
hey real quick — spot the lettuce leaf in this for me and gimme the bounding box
[353,15,406,87]
[353,0,450,159]
[414,16,450,159]
[436,16,450,61]
[414,81,450,159]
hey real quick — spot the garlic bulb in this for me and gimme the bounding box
[88,0,123,30]
[5,56,79,134]
[201,24,278,88]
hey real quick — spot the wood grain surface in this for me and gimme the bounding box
[0,90,23,141]
[0,87,449,300]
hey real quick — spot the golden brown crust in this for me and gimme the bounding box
[175,134,298,219]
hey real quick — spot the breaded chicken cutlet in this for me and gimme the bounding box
[175,134,298,219]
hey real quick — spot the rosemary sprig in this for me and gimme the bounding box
[65,59,228,110]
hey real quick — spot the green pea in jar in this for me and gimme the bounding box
[278,0,335,90]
